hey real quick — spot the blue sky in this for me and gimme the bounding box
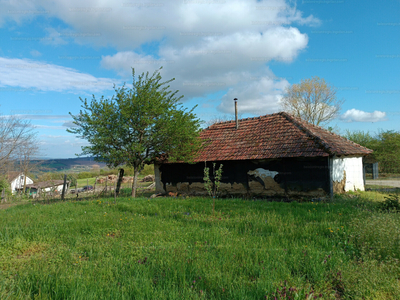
[0,0,399,158]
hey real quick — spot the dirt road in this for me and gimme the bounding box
[366,180,400,188]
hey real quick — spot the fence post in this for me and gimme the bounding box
[372,162,379,179]
[61,174,67,200]
[114,180,117,203]
[105,176,108,195]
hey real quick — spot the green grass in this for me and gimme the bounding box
[365,184,397,189]
[76,173,153,189]
[76,177,97,186]
[1,193,399,299]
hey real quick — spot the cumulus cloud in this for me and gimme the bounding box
[100,26,307,112]
[0,0,318,49]
[1,0,317,114]
[217,73,289,114]
[0,57,116,92]
[340,109,387,122]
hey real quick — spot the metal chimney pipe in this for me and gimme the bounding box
[234,98,238,129]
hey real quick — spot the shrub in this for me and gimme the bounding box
[379,194,400,212]
[0,176,11,195]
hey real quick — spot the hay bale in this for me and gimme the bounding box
[141,175,155,182]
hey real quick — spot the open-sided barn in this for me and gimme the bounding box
[155,112,373,197]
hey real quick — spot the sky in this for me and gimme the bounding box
[0,0,399,158]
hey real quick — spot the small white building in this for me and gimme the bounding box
[22,180,70,197]
[7,172,34,194]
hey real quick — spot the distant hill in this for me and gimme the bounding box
[33,157,108,173]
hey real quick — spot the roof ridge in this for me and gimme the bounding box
[279,112,373,155]
[206,112,282,129]
[279,112,334,155]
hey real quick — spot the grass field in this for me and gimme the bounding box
[75,177,152,192]
[1,192,400,299]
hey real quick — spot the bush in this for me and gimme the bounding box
[0,176,10,194]
[379,194,400,212]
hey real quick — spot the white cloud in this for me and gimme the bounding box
[39,135,89,158]
[217,73,289,114]
[62,121,77,128]
[34,125,66,130]
[340,109,387,122]
[101,26,307,106]
[1,0,317,115]
[30,50,42,57]
[11,114,71,120]
[0,0,318,49]
[0,57,116,92]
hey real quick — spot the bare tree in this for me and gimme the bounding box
[281,76,343,126]
[16,134,41,192]
[0,114,38,175]
[205,114,242,127]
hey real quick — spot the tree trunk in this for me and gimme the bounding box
[116,168,124,196]
[23,175,27,195]
[131,167,139,197]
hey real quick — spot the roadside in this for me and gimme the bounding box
[366,179,400,188]
[0,203,19,210]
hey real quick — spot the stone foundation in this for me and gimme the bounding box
[333,170,346,194]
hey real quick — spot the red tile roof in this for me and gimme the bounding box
[194,112,372,162]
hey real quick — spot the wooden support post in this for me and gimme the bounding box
[328,156,334,200]
[61,174,67,200]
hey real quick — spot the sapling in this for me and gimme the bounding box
[203,162,223,215]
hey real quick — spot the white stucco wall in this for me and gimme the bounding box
[42,184,64,193]
[332,157,364,191]
[10,174,34,193]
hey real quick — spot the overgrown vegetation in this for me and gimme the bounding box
[1,192,399,299]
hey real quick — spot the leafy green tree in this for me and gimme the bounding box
[344,130,376,149]
[345,130,400,173]
[373,130,400,173]
[282,76,343,126]
[68,68,202,197]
